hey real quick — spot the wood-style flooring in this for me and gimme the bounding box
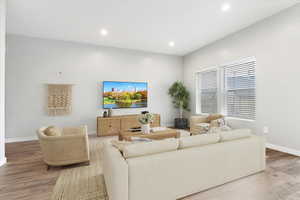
[1,136,300,200]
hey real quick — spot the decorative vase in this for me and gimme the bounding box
[108,108,112,117]
[141,124,151,134]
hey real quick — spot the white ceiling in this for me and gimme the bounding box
[7,0,299,55]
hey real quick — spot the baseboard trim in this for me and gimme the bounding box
[0,157,7,167]
[165,123,175,128]
[266,143,300,157]
[5,136,38,143]
[5,130,97,143]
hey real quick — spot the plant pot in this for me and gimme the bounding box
[174,118,188,129]
[141,124,151,134]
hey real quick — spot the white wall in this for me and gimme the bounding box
[0,0,6,166]
[6,35,183,140]
[183,4,300,152]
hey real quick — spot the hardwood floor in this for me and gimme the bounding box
[183,149,300,200]
[0,141,59,200]
[1,138,300,200]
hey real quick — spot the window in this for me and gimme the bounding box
[197,57,256,120]
[198,70,218,114]
[223,59,256,120]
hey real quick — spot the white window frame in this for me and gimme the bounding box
[195,67,221,115]
[195,57,256,121]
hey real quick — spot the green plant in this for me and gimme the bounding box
[168,81,190,118]
[138,113,154,125]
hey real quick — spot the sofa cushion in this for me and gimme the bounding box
[179,134,220,149]
[220,129,252,142]
[44,126,61,136]
[122,138,179,159]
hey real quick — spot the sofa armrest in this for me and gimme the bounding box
[102,142,128,200]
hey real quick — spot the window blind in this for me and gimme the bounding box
[199,70,218,114]
[223,59,256,120]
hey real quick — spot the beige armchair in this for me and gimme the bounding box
[190,114,224,135]
[190,115,209,135]
[37,125,90,168]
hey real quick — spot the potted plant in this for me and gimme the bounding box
[138,113,154,134]
[168,81,190,129]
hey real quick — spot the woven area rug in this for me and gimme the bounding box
[51,137,109,200]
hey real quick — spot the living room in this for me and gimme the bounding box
[1,0,300,200]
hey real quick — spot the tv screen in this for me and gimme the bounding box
[103,81,148,109]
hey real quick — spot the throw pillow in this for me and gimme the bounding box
[44,126,61,136]
[210,118,226,127]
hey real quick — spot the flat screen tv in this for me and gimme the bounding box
[103,81,148,109]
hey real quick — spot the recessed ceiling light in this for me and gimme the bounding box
[169,41,175,47]
[221,3,231,12]
[100,29,108,36]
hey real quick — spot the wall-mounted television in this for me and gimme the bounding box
[103,81,148,109]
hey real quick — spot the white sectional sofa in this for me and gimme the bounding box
[102,129,265,200]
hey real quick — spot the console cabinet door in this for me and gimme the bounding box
[121,117,140,131]
[98,118,121,136]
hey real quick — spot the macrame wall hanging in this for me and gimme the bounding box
[47,84,73,116]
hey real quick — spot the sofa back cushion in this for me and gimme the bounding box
[207,114,224,122]
[220,129,252,142]
[179,133,220,149]
[123,138,179,159]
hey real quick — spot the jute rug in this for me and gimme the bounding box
[51,137,109,200]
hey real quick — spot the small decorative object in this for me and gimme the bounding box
[103,111,108,118]
[141,124,151,134]
[138,113,154,134]
[141,111,149,114]
[47,84,73,116]
[108,108,112,117]
[168,81,190,129]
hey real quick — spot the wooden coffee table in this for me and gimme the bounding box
[119,128,180,141]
